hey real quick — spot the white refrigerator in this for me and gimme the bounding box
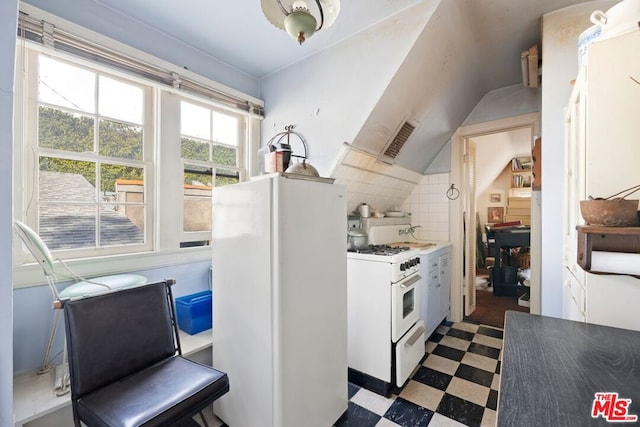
[212,174,348,427]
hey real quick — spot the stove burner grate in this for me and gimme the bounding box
[348,245,411,255]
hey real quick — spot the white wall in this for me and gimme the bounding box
[22,0,260,98]
[476,165,511,231]
[0,0,17,422]
[401,173,451,242]
[463,84,540,127]
[333,148,422,215]
[259,2,432,178]
[540,0,616,317]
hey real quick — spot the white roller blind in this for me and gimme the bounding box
[17,11,264,118]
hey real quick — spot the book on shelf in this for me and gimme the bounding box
[512,174,532,188]
[511,157,532,170]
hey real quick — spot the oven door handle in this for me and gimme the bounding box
[404,325,426,348]
[399,274,421,289]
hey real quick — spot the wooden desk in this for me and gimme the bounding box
[499,311,640,426]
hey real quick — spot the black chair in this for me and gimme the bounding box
[59,279,229,427]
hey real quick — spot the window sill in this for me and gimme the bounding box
[13,329,213,426]
[13,246,212,289]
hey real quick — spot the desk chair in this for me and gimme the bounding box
[59,279,229,427]
[14,220,147,395]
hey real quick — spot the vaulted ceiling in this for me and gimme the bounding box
[24,0,602,173]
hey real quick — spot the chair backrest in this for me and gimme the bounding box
[62,280,179,400]
[14,220,56,277]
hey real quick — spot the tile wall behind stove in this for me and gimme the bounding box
[401,173,450,242]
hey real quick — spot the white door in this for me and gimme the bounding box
[464,142,477,316]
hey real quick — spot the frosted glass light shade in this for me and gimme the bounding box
[284,9,317,44]
[261,0,341,45]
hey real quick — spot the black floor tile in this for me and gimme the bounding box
[487,389,499,411]
[446,328,475,341]
[341,321,503,426]
[455,364,494,388]
[436,393,485,427]
[411,366,452,391]
[442,320,454,327]
[432,344,466,362]
[468,342,501,360]
[477,326,504,339]
[383,397,434,427]
[428,332,444,343]
[334,402,382,427]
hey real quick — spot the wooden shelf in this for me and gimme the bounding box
[577,225,640,276]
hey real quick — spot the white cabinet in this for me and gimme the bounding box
[421,246,451,339]
[563,268,585,322]
[562,29,640,330]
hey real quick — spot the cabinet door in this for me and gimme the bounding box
[563,268,585,322]
[586,31,640,199]
[438,252,451,321]
[424,255,441,337]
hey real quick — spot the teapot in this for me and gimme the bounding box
[281,126,320,177]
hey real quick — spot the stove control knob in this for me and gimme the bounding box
[400,263,407,271]
[416,258,421,264]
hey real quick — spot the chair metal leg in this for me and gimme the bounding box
[38,308,61,374]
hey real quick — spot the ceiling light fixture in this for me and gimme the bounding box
[261,0,340,45]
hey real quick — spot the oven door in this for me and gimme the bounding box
[396,320,426,387]
[391,272,421,342]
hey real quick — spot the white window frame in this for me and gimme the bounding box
[179,97,246,245]
[21,48,155,258]
[12,7,263,288]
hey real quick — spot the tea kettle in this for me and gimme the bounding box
[279,125,320,177]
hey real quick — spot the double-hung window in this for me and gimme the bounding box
[180,100,243,247]
[13,9,263,283]
[20,51,153,257]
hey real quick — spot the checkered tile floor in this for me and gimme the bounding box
[202,321,502,427]
[335,321,503,427]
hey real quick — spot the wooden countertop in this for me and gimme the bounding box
[499,311,640,426]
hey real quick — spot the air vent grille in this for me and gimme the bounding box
[383,121,416,159]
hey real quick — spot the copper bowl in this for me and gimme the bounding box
[579,199,639,226]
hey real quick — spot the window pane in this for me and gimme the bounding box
[100,164,144,194]
[183,164,212,232]
[39,203,96,250]
[212,144,237,166]
[181,101,210,139]
[39,158,96,202]
[98,75,143,124]
[99,119,143,160]
[39,106,94,152]
[215,168,240,187]
[100,204,144,246]
[181,137,210,161]
[184,164,213,187]
[39,55,95,112]
[211,111,238,146]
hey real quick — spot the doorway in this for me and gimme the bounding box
[449,113,540,326]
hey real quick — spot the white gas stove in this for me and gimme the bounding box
[347,236,425,396]
[347,245,420,283]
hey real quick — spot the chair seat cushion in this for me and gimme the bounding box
[59,274,147,299]
[76,356,229,427]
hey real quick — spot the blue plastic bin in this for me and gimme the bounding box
[175,290,212,335]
